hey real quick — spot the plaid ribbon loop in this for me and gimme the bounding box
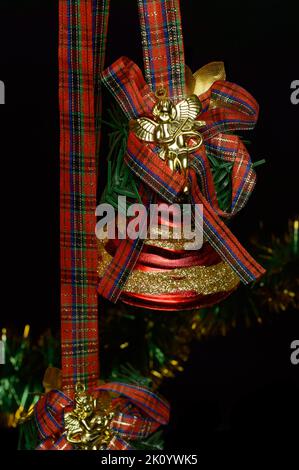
[35,383,170,450]
[98,57,265,300]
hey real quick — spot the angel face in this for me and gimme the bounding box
[75,394,94,416]
[153,98,177,123]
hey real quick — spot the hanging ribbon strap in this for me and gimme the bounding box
[59,0,109,393]
[137,0,185,101]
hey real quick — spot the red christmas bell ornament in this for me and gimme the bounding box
[97,57,265,311]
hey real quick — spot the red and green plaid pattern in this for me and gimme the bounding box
[35,383,170,450]
[101,56,155,119]
[93,0,110,156]
[137,0,185,101]
[59,0,109,393]
[126,132,185,202]
[97,184,151,301]
[189,171,263,284]
[193,134,256,217]
[97,237,145,301]
[200,81,259,139]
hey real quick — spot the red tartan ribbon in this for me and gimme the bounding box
[59,0,110,393]
[137,0,186,101]
[35,383,169,450]
[98,57,265,301]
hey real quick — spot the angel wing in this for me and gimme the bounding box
[64,411,82,434]
[175,95,202,123]
[131,117,158,142]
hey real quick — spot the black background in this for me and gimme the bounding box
[0,0,298,459]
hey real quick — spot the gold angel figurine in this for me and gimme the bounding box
[64,383,114,450]
[131,88,205,179]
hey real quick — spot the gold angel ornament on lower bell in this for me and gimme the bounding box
[64,383,115,450]
[130,89,205,191]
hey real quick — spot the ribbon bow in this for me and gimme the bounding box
[98,57,265,302]
[35,382,169,450]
